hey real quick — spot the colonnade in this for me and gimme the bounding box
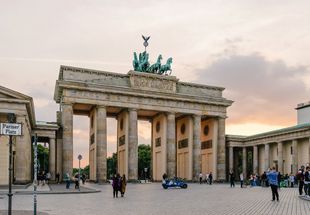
[228,138,310,179]
[60,103,227,182]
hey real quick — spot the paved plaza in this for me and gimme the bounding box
[0,183,309,215]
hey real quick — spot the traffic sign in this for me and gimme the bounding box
[0,123,22,136]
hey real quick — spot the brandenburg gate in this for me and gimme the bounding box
[54,64,232,182]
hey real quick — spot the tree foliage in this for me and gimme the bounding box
[107,153,117,179]
[138,144,151,179]
[37,144,49,173]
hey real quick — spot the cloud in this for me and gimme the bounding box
[196,53,310,126]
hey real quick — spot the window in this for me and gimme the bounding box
[290,146,293,155]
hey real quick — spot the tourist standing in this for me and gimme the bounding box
[199,172,203,184]
[296,168,305,195]
[56,172,60,184]
[121,174,127,197]
[64,172,70,189]
[240,173,244,188]
[304,167,310,196]
[229,171,235,188]
[266,167,279,202]
[46,172,51,185]
[205,173,209,184]
[289,174,295,188]
[208,172,213,185]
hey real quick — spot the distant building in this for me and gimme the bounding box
[297,101,310,124]
[0,86,58,185]
[226,103,310,179]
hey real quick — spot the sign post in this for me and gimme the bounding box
[33,134,38,215]
[1,113,22,215]
[78,155,82,192]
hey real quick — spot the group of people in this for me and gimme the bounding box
[37,171,51,185]
[112,173,127,198]
[296,166,310,197]
[63,172,87,189]
[198,172,213,185]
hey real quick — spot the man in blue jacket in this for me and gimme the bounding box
[266,167,279,201]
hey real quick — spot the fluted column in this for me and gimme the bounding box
[242,147,247,179]
[292,140,298,174]
[217,117,226,181]
[253,145,258,174]
[128,109,138,180]
[49,137,56,180]
[96,106,107,183]
[167,112,176,178]
[229,146,234,171]
[192,115,201,180]
[277,141,283,173]
[62,103,73,177]
[264,143,270,171]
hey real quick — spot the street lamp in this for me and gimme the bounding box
[77,154,82,191]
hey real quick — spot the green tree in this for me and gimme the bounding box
[73,165,90,177]
[107,153,117,179]
[37,144,49,173]
[138,144,151,179]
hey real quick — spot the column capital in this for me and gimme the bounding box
[96,105,106,109]
[128,108,138,112]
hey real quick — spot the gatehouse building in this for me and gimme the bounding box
[0,65,310,185]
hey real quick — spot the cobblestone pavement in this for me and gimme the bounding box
[0,183,309,215]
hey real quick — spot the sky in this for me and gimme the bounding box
[1,0,310,167]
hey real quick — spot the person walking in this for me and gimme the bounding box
[199,172,203,184]
[208,172,213,185]
[112,174,119,198]
[120,174,127,197]
[240,173,244,188]
[229,170,235,188]
[267,167,279,202]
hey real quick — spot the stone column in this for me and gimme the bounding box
[212,119,218,180]
[277,141,283,173]
[229,146,234,171]
[56,135,63,181]
[309,138,310,166]
[15,115,31,184]
[292,139,298,174]
[217,117,226,181]
[264,143,270,171]
[192,115,201,180]
[62,103,73,177]
[167,112,176,178]
[49,137,56,180]
[96,106,107,183]
[242,147,247,179]
[128,109,138,181]
[253,145,258,174]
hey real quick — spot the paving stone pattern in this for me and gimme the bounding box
[0,183,309,215]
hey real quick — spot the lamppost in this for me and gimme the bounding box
[0,113,21,215]
[77,155,82,191]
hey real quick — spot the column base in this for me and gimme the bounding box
[127,179,140,183]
